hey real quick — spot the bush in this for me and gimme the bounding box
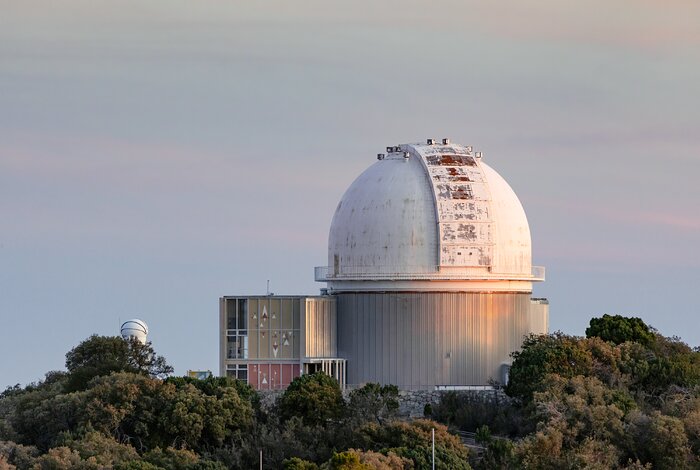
[277,373,345,427]
[347,383,399,426]
[586,315,655,347]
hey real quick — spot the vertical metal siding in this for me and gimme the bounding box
[337,292,545,389]
[529,300,549,335]
[304,297,338,358]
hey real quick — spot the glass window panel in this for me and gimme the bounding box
[226,299,236,330]
[237,299,247,330]
[241,335,248,359]
[227,336,238,359]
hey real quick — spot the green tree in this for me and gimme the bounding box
[283,457,320,470]
[56,431,139,467]
[429,391,532,437]
[114,461,164,470]
[80,373,253,452]
[277,373,345,427]
[345,449,412,470]
[323,451,371,470]
[352,420,470,470]
[586,315,655,347]
[625,411,693,470]
[0,441,40,469]
[3,382,84,450]
[142,447,199,470]
[165,376,258,410]
[65,335,173,392]
[506,333,593,402]
[30,446,98,470]
[347,383,399,425]
[251,415,340,468]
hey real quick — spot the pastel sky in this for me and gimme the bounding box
[1,0,699,389]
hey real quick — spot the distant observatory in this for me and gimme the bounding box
[220,139,548,390]
[120,319,149,344]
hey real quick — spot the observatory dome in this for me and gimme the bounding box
[121,319,149,344]
[318,140,543,292]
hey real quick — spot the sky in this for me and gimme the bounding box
[1,0,699,389]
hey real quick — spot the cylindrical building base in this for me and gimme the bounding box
[336,291,547,390]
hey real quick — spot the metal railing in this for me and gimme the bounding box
[314,265,545,282]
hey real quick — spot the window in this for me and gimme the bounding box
[227,334,248,359]
[237,299,247,329]
[226,364,248,382]
[227,299,248,330]
[226,299,236,330]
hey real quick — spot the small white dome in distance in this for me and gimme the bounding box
[121,319,149,344]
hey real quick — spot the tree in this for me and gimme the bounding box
[65,335,173,392]
[429,391,532,438]
[506,333,593,402]
[347,383,399,425]
[277,373,345,427]
[114,461,164,470]
[164,376,259,412]
[283,457,319,470]
[3,382,84,450]
[142,447,199,470]
[586,315,655,347]
[625,411,693,470]
[79,372,254,452]
[0,441,40,469]
[56,431,139,467]
[323,451,372,470]
[341,449,412,470]
[30,446,98,470]
[352,420,470,470]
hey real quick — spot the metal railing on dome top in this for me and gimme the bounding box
[313,265,545,282]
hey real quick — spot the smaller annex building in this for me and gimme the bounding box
[219,295,345,390]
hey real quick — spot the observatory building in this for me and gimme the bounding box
[220,139,548,390]
[121,319,148,344]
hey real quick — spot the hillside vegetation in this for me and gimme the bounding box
[2,315,699,469]
[431,314,700,469]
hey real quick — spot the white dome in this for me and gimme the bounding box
[319,140,542,291]
[121,319,148,344]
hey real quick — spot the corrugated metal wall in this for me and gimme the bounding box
[303,297,337,358]
[529,300,549,336]
[336,292,545,389]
